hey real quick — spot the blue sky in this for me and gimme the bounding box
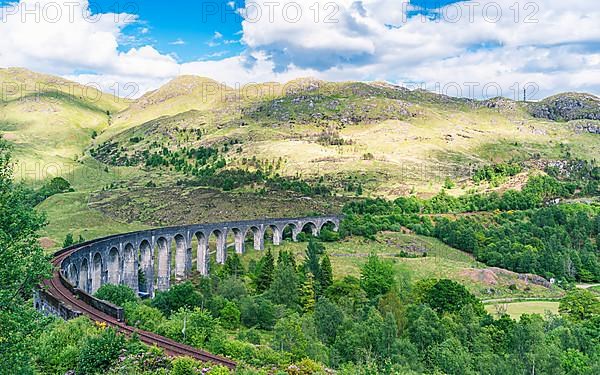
[0,0,598,99]
[95,0,246,61]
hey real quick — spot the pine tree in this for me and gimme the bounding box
[278,250,296,269]
[300,272,316,312]
[318,254,333,294]
[255,249,274,293]
[268,261,299,309]
[304,239,324,277]
[223,252,245,278]
[63,233,74,248]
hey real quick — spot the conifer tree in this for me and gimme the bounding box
[304,239,324,277]
[223,252,244,278]
[277,250,296,269]
[300,272,316,312]
[255,249,274,293]
[268,261,299,309]
[318,254,333,294]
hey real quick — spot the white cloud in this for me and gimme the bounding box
[235,0,600,98]
[0,0,598,99]
[0,0,179,95]
[170,38,186,45]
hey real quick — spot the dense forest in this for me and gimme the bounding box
[434,205,600,281]
[341,173,600,282]
[30,242,600,375]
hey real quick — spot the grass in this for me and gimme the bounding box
[38,191,150,251]
[236,232,564,300]
[586,285,600,295]
[485,301,560,320]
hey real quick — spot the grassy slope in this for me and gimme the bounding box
[485,301,560,320]
[99,79,599,198]
[0,69,145,248]
[0,68,129,185]
[236,232,564,300]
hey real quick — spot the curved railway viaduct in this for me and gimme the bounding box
[36,215,341,368]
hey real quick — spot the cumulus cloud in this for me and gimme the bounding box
[234,0,600,98]
[0,0,179,95]
[0,0,598,99]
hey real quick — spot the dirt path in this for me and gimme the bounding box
[482,297,562,304]
[576,284,600,289]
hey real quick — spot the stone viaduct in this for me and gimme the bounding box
[60,215,341,297]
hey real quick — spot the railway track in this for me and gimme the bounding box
[42,249,236,369]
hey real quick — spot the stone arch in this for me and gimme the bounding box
[156,237,170,291]
[123,243,137,292]
[269,224,283,246]
[245,226,263,251]
[319,219,339,232]
[91,252,103,294]
[195,231,209,276]
[67,262,79,286]
[79,258,89,292]
[107,247,120,285]
[139,240,153,294]
[210,229,227,265]
[231,228,245,254]
[262,225,275,247]
[174,234,190,281]
[281,222,299,241]
[300,221,319,237]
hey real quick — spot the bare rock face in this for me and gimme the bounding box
[482,97,518,111]
[572,120,600,135]
[528,93,600,121]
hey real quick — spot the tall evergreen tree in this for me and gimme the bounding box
[255,249,274,293]
[300,272,316,312]
[223,252,244,278]
[277,250,296,269]
[304,239,324,277]
[268,261,299,309]
[318,254,333,294]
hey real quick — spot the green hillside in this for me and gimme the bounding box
[0,68,128,184]
[92,77,599,198]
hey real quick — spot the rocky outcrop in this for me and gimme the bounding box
[572,120,600,135]
[528,93,600,121]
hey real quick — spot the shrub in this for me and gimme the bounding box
[237,328,261,345]
[151,282,203,316]
[287,358,325,375]
[94,284,138,307]
[240,296,278,330]
[34,317,99,375]
[318,228,339,242]
[170,357,203,375]
[124,302,166,332]
[220,301,241,329]
[208,365,231,375]
[77,328,127,374]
